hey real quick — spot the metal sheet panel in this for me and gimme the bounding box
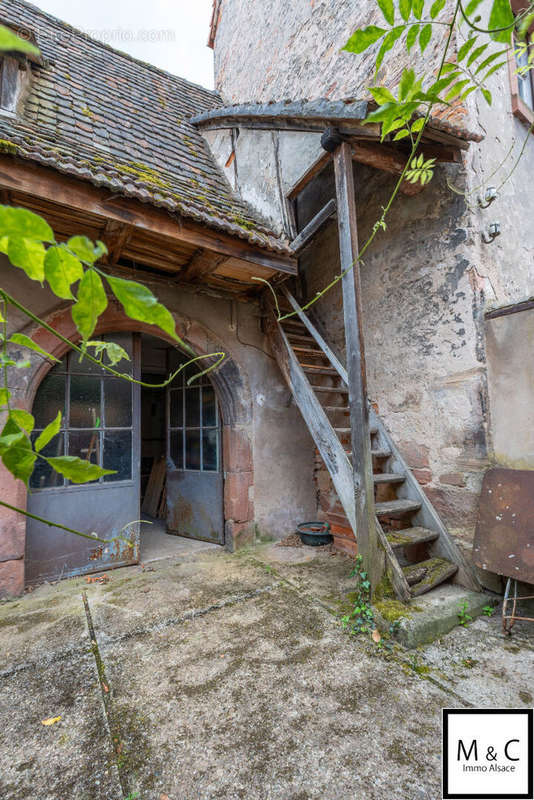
[166,470,224,543]
[25,482,140,583]
[473,468,534,584]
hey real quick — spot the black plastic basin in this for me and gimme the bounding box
[296,521,333,547]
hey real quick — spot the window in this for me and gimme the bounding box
[168,362,220,472]
[0,56,21,113]
[510,2,534,125]
[30,335,134,490]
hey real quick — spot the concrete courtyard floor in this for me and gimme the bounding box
[1,543,533,800]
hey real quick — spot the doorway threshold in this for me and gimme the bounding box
[140,515,221,564]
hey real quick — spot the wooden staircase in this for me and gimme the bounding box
[267,289,479,603]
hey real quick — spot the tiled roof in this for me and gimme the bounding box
[0,0,290,253]
[192,98,482,145]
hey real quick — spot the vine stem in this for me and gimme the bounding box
[0,498,125,545]
[0,288,225,388]
[273,0,462,323]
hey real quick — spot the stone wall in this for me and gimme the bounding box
[0,257,316,595]
[207,0,534,581]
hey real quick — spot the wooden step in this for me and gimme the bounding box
[403,558,458,597]
[286,332,316,345]
[302,365,339,375]
[385,527,439,548]
[346,448,391,459]
[375,499,421,518]
[323,405,350,413]
[311,385,349,394]
[373,472,405,485]
[281,318,306,329]
[292,345,327,357]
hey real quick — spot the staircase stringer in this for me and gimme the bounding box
[267,316,356,533]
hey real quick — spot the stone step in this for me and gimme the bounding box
[375,499,421,518]
[385,527,439,548]
[372,472,405,485]
[403,558,458,597]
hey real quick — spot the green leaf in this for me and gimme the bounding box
[105,274,180,342]
[419,24,432,52]
[461,85,479,100]
[47,455,115,483]
[10,409,34,434]
[7,237,45,281]
[34,411,62,453]
[474,48,508,73]
[343,25,387,54]
[0,24,40,56]
[377,0,395,25]
[72,269,108,341]
[406,24,419,50]
[376,26,406,72]
[517,11,534,40]
[9,333,59,362]
[428,73,460,97]
[399,0,412,22]
[445,79,472,101]
[465,0,485,14]
[0,387,11,406]
[441,62,459,74]
[393,129,410,140]
[458,37,478,62]
[0,206,54,242]
[399,68,416,101]
[44,245,84,299]
[369,86,397,104]
[467,43,490,67]
[488,0,514,44]
[0,417,35,484]
[483,60,509,81]
[67,236,108,265]
[412,0,424,19]
[411,117,425,132]
[481,87,493,104]
[86,340,131,367]
[430,0,446,17]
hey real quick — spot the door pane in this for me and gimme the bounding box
[30,432,65,489]
[170,429,183,469]
[169,389,183,427]
[104,378,132,427]
[103,430,132,482]
[32,372,66,428]
[185,388,200,427]
[202,386,216,427]
[185,429,201,469]
[70,375,101,428]
[68,430,100,485]
[202,429,218,471]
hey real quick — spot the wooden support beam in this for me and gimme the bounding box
[0,157,297,275]
[181,249,228,282]
[333,141,382,592]
[102,221,133,265]
[290,199,336,253]
[351,141,424,196]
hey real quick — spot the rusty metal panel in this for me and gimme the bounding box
[166,470,224,543]
[473,468,534,583]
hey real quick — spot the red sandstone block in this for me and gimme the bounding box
[223,426,253,473]
[224,471,253,523]
[412,468,432,486]
[0,559,24,597]
[228,520,255,550]
[399,440,430,469]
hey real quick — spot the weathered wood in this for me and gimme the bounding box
[290,198,336,252]
[351,141,424,196]
[181,250,228,282]
[287,152,332,200]
[334,141,381,591]
[375,520,412,602]
[375,499,422,517]
[283,288,348,378]
[403,558,459,596]
[0,157,298,275]
[386,527,439,548]
[267,318,357,533]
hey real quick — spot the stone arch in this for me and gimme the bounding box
[1,303,255,595]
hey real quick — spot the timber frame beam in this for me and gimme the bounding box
[0,156,297,275]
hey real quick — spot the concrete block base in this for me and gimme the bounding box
[374,584,498,649]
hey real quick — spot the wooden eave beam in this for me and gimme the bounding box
[0,157,297,276]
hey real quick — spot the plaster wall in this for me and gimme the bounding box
[0,258,316,594]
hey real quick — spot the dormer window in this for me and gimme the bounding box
[0,55,22,113]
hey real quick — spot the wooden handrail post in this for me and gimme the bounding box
[333,141,383,591]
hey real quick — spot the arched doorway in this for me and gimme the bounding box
[25,331,224,584]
